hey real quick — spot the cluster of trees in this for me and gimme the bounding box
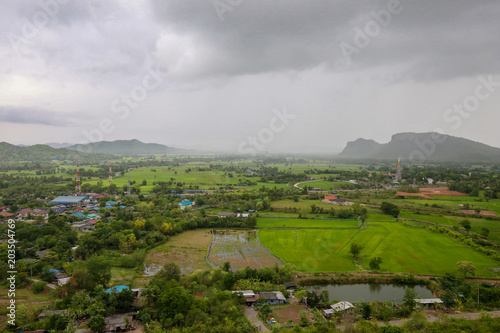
[139,263,278,331]
[438,272,500,310]
[380,202,400,218]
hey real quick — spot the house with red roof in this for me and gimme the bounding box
[0,211,14,219]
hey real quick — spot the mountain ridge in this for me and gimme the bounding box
[339,132,500,162]
[67,139,200,155]
[0,142,110,162]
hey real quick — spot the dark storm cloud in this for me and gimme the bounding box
[0,106,74,126]
[150,0,500,80]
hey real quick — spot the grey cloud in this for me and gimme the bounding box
[150,0,500,81]
[0,106,74,126]
[1,0,159,85]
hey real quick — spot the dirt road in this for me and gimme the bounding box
[244,307,270,332]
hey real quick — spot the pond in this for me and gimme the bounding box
[303,283,433,303]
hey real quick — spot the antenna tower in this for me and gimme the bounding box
[109,163,112,186]
[75,162,81,194]
[395,158,402,182]
[127,168,131,194]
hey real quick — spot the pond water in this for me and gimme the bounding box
[303,283,433,303]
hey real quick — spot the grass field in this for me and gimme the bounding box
[110,267,138,287]
[0,285,55,330]
[399,211,500,243]
[256,217,359,229]
[145,229,213,275]
[271,199,337,210]
[82,166,292,192]
[301,180,350,190]
[258,222,500,276]
[405,196,500,214]
[365,214,397,222]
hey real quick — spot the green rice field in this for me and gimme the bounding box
[258,222,500,276]
[256,217,359,229]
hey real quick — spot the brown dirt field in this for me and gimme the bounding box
[420,188,468,196]
[271,302,315,325]
[146,229,213,275]
[396,192,434,199]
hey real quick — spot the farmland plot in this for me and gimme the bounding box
[146,229,213,275]
[208,230,283,270]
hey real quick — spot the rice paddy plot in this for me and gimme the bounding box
[258,228,360,272]
[208,230,283,271]
[256,217,359,229]
[259,222,500,277]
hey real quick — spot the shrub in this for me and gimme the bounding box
[32,281,46,294]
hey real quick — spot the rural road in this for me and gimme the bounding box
[337,310,500,331]
[244,307,270,332]
[30,278,57,289]
[293,179,324,190]
[386,310,500,327]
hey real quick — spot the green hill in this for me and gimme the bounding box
[339,132,500,162]
[67,139,199,155]
[0,142,111,162]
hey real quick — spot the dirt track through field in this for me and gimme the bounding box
[337,310,500,332]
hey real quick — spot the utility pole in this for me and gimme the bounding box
[127,168,131,195]
[75,161,81,194]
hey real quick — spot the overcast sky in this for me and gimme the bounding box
[1,0,499,153]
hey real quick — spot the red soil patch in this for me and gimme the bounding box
[396,192,434,199]
[460,210,498,217]
[420,188,468,196]
[397,188,467,199]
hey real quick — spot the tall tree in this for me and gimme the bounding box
[350,243,363,258]
[369,257,383,271]
[456,261,476,277]
[403,287,418,311]
[87,256,111,289]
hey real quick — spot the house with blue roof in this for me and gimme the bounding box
[178,199,194,210]
[71,212,85,218]
[106,200,118,205]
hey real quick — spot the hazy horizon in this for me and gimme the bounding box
[1,0,499,154]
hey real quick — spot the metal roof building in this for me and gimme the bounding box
[51,196,87,205]
[415,298,443,305]
[330,301,355,312]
